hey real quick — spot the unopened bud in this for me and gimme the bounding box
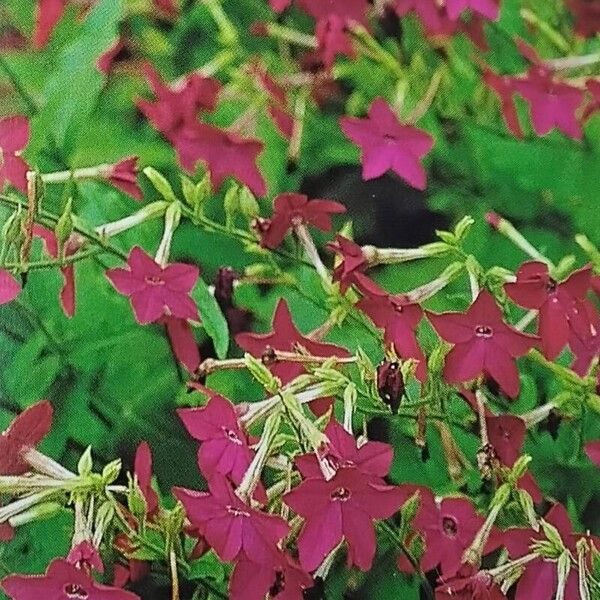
[8,501,62,527]
[78,447,94,477]
[517,489,539,532]
[143,167,179,203]
[102,459,122,485]
[244,353,280,393]
[238,186,259,219]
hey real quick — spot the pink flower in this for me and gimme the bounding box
[174,477,289,564]
[483,69,523,138]
[435,564,506,599]
[505,261,592,360]
[138,63,222,141]
[568,300,600,377]
[106,246,199,325]
[0,520,14,542]
[505,504,597,600]
[585,441,600,467]
[252,65,295,140]
[236,298,350,387]
[270,0,292,12]
[445,0,499,21]
[174,123,267,197]
[394,0,448,33]
[340,98,434,189]
[583,79,600,121]
[567,0,600,38]
[298,0,368,67]
[134,442,159,517]
[407,493,502,575]
[162,316,201,373]
[284,466,404,571]
[356,281,427,381]
[327,235,368,293]
[33,0,67,49]
[427,289,538,398]
[177,389,258,489]
[294,418,394,481]
[0,270,21,306]
[0,401,53,475]
[230,553,313,600]
[97,38,124,74]
[107,157,143,200]
[259,193,346,250]
[512,68,585,140]
[1,559,139,600]
[0,116,30,194]
[67,541,104,573]
[32,225,80,318]
[486,415,542,502]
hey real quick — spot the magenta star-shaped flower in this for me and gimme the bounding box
[357,282,427,381]
[505,504,598,600]
[284,466,404,572]
[67,541,104,574]
[106,246,199,325]
[340,98,434,189]
[235,298,350,385]
[162,316,201,373]
[294,418,394,481]
[435,564,507,600]
[230,552,313,600]
[178,388,257,489]
[505,261,592,360]
[174,477,289,564]
[138,63,222,141]
[0,270,21,306]
[259,193,345,250]
[427,289,537,398]
[0,116,30,194]
[486,415,542,502]
[0,400,53,475]
[1,559,139,600]
[445,0,499,21]
[32,225,81,318]
[408,493,502,575]
[298,0,367,22]
[512,68,585,140]
[174,123,267,197]
[327,235,368,293]
[483,69,524,138]
[314,15,356,69]
[33,0,67,49]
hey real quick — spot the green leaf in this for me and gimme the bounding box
[29,0,123,157]
[192,278,230,359]
[188,551,226,582]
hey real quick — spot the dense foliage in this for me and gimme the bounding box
[0,0,600,598]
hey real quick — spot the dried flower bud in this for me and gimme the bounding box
[377,360,404,414]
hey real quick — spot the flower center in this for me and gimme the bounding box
[546,279,557,293]
[144,275,165,286]
[222,427,242,445]
[442,516,458,538]
[64,584,89,600]
[226,505,250,518]
[474,325,493,338]
[330,487,351,502]
[383,133,397,143]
